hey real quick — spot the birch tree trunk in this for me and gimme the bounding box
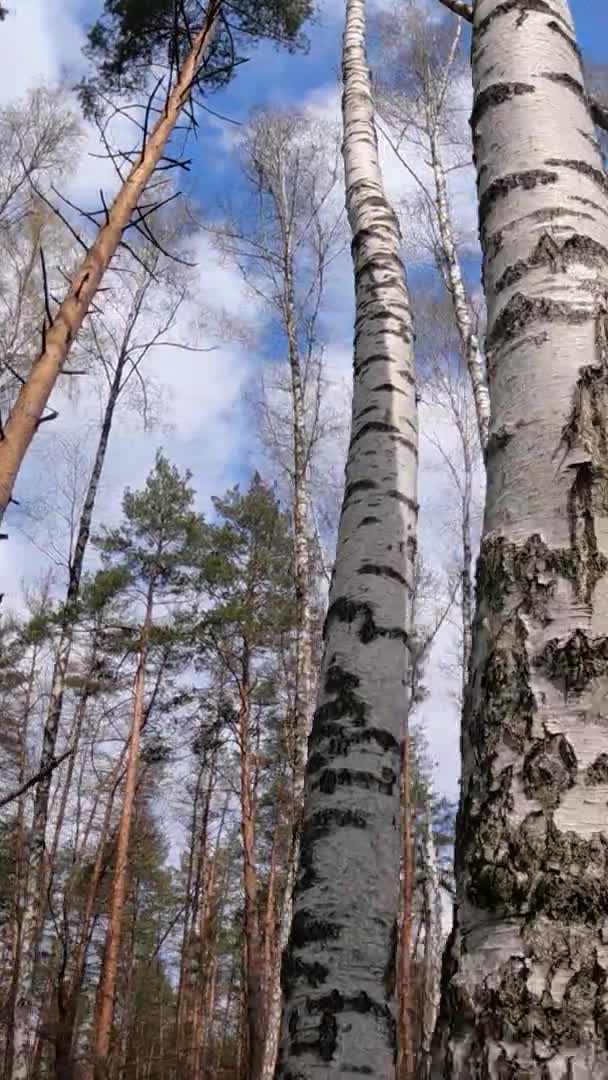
[428,122,490,453]
[0,2,220,521]
[418,815,441,1080]
[433,1,608,1074]
[91,585,154,1080]
[261,180,315,1080]
[276,0,417,1073]
[398,729,415,1080]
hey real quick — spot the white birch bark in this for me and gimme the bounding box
[428,123,490,452]
[261,179,316,1080]
[275,0,417,1074]
[433,1,608,1075]
[418,815,442,1080]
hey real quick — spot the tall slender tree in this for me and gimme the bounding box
[0,0,314,524]
[432,0,608,1074]
[276,0,418,1074]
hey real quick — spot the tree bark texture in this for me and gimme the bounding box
[427,98,490,453]
[398,728,415,1080]
[275,0,418,1074]
[418,816,441,1080]
[433,1,608,1075]
[0,2,220,521]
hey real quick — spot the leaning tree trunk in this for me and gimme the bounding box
[0,1,220,522]
[432,1,608,1075]
[275,0,418,1074]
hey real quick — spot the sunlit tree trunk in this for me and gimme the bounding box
[433,1,608,1074]
[276,0,417,1073]
[398,729,415,1080]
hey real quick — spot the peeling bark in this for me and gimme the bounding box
[276,0,417,1075]
[433,1,608,1075]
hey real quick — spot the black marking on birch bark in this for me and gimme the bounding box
[486,424,516,457]
[570,194,608,217]
[358,563,410,588]
[586,753,608,785]
[547,18,582,60]
[299,808,368,892]
[470,83,535,135]
[536,629,608,695]
[354,404,379,420]
[372,382,407,395]
[488,206,598,260]
[546,158,608,199]
[350,420,416,453]
[323,595,410,647]
[290,910,341,948]
[385,489,418,514]
[487,292,589,348]
[358,515,381,527]
[522,733,577,809]
[495,233,608,295]
[313,662,366,725]
[343,478,377,507]
[541,71,587,105]
[478,171,559,237]
[309,718,400,761]
[281,953,328,997]
[476,0,570,40]
[579,128,601,150]
[290,990,395,1065]
[311,766,397,797]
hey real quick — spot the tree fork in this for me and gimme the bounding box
[0,0,221,522]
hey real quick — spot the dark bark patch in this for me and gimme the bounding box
[343,478,377,506]
[471,82,535,133]
[545,157,608,199]
[541,70,587,105]
[281,954,329,997]
[358,515,381,527]
[547,18,582,59]
[476,0,570,39]
[487,291,589,348]
[350,420,416,458]
[358,563,410,588]
[383,918,398,1000]
[479,170,559,235]
[299,807,368,891]
[323,594,410,647]
[312,766,397,797]
[522,733,577,809]
[372,382,407,395]
[290,910,341,949]
[495,233,608,295]
[385,488,418,514]
[536,628,608,695]
[586,753,608,785]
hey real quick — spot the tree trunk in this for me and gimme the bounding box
[91,586,154,1080]
[432,1,608,1074]
[0,2,220,520]
[276,0,417,1074]
[417,814,441,1080]
[399,727,415,1080]
[260,172,316,1080]
[238,652,266,1080]
[427,62,490,453]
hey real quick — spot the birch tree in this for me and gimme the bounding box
[210,108,344,1077]
[432,1,608,1074]
[276,0,418,1073]
[374,0,490,451]
[0,0,314,524]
